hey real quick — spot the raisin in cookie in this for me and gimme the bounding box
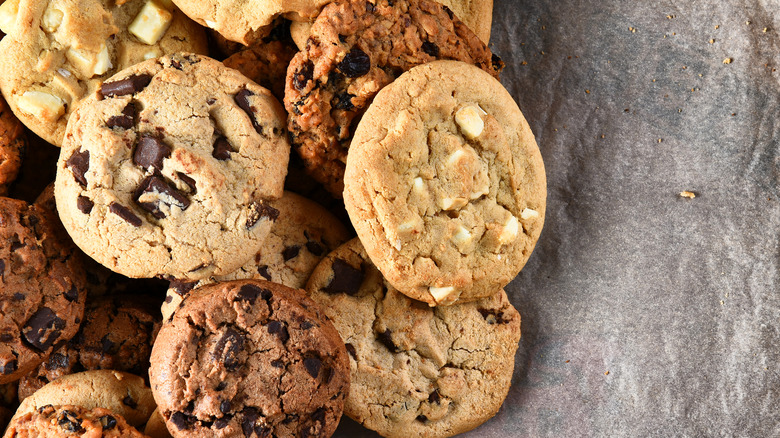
[0,197,87,384]
[285,0,502,196]
[305,238,522,437]
[0,95,26,196]
[149,280,350,438]
[343,60,546,305]
[4,404,148,437]
[54,53,290,280]
[0,0,208,146]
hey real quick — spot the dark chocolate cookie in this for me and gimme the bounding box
[284,0,503,196]
[149,279,350,438]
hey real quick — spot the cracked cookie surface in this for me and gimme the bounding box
[4,404,148,437]
[284,0,502,197]
[149,279,349,438]
[343,60,546,305]
[305,238,521,438]
[0,96,26,196]
[0,197,87,385]
[0,0,208,146]
[54,53,290,280]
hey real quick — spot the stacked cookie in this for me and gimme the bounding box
[0,0,544,437]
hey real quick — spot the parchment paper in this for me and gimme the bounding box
[336,0,780,435]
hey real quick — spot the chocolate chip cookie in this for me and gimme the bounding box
[4,404,148,437]
[305,238,522,437]
[0,0,208,146]
[0,95,26,196]
[343,60,546,305]
[284,0,503,196]
[149,280,350,438]
[0,197,87,384]
[54,53,290,280]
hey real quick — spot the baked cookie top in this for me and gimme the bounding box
[0,197,87,385]
[4,404,148,437]
[149,280,350,438]
[343,60,546,305]
[0,0,207,146]
[0,95,26,196]
[305,238,522,437]
[54,53,290,280]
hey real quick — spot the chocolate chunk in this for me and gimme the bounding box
[300,320,314,330]
[257,265,271,280]
[213,326,244,371]
[13,293,24,300]
[66,149,90,187]
[271,359,284,368]
[338,48,371,78]
[323,259,364,295]
[170,411,195,430]
[282,245,300,261]
[216,381,227,391]
[109,202,142,227]
[100,74,153,98]
[236,284,272,303]
[303,356,321,379]
[294,61,314,91]
[45,353,69,370]
[428,389,441,404]
[0,358,16,375]
[305,241,324,256]
[267,321,289,343]
[133,135,171,171]
[177,172,197,193]
[170,59,183,70]
[122,395,137,408]
[235,89,263,134]
[0,260,4,277]
[246,201,280,229]
[416,415,428,423]
[106,102,135,129]
[220,400,232,414]
[63,285,78,301]
[207,98,216,105]
[241,407,259,437]
[377,328,399,353]
[58,410,83,432]
[134,175,191,219]
[0,333,12,342]
[22,307,65,351]
[9,237,23,251]
[214,417,229,429]
[332,92,355,111]
[212,136,234,160]
[170,280,198,296]
[99,415,117,430]
[477,308,510,324]
[76,196,93,214]
[422,41,440,57]
[101,335,115,354]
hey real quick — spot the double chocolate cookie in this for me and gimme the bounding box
[4,404,148,437]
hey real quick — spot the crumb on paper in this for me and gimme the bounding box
[715,25,720,29]
[585,89,591,94]
[521,61,528,65]
[680,191,697,199]
[709,39,715,44]
[666,15,675,19]
[605,371,610,375]
[658,139,663,143]
[723,57,733,64]
[629,27,636,33]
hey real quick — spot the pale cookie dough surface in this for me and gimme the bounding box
[162,191,351,321]
[54,54,290,280]
[305,238,521,438]
[4,404,149,437]
[0,0,208,146]
[343,60,546,305]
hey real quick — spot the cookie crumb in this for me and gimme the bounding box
[604,371,610,375]
[723,57,732,64]
[709,39,715,44]
[679,191,696,199]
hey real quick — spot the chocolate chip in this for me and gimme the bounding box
[282,245,300,261]
[22,308,65,351]
[100,74,153,98]
[246,201,280,229]
[215,417,229,429]
[133,135,171,171]
[63,285,78,301]
[66,149,90,187]
[106,102,135,129]
[271,359,284,368]
[428,389,441,404]
[216,381,227,391]
[301,320,314,330]
[416,415,428,423]
[235,89,263,134]
[236,284,272,303]
[332,92,355,110]
[324,259,364,295]
[267,320,289,343]
[377,328,399,353]
[13,293,24,300]
[45,353,69,370]
[170,280,198,296]
[220,400,232,414]
[170,59,182,70]
[207,98,216,105]
[122,395,137,408]
[366,2,375,12]
[170,411,195,430]
[134,175,191,219]
[0,260,4,277]
[241,407,259,437]
[294,61,314,91]
[212,136,234,160]
[303,356,321,379]
[477,308,510,324]
[0,333,12,342]
[305,241,324,256]
[109,202,142,227]
[76,196,93,214]
[0,358,16,375]
[101,335,115,354]
[422,41,440,57]
[9,237,23,251]
[58,410,83,432]
[177,172,197,193]
[338,47,371,78]
[213,326,244,371]
[257,265,271,280]
[99,415,117,430]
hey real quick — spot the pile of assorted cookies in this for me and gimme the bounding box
[0,0,546,436]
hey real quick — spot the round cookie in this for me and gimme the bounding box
[0,197,88,384]
[162,191,352,320]
[4,404,148,437]
[54,53,290,280]
[12,370,156,429]
[0,0,208,147]
[18,295,161,401]
[149,280,350,438]
[305,238,522,437]
[144,408,171,438]
[284,0,503,196]
[0,95,27,196]
[343,60,546,305]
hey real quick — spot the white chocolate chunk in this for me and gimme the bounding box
[129,1,173,45]
[455,105,485,139]
[17,91,65,121]
[440,197,468,211]
[143,48,162,60]
[413,177,426,194]
[470,184,490,200]
[520,208,540,221]
[92,43,113,76]
[430,286,456,303]
[447,149,466,166]
[42,7,63,33]
[451,225,472,246]
[56,68,72,78]
[498,215,519,244]
[0,0,19,34]
[66,47,95,75]
[205,20,217,29]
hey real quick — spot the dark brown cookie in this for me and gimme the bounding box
[0,95,26,196]
[0,197,87,384]
[284,0,503,196]
[17,295,161,401]
[4,404,148,437]
[149,280,350,438]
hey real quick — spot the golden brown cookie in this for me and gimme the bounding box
[0,95,26,196]
[4,404,149,437]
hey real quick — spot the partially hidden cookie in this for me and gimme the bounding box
[3,404,148,437]
[285,0,503,196]
[343,60,546,305]
[54,53,290,280]
[12,370,155,430]
[149,280,350,438]
[162,191,351,320]
[0,0,208,146]
[0,95,27,196]
[305,238,522,438]
[0,197,87,384]
[143,408,171,438]
[18,295,161,401]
